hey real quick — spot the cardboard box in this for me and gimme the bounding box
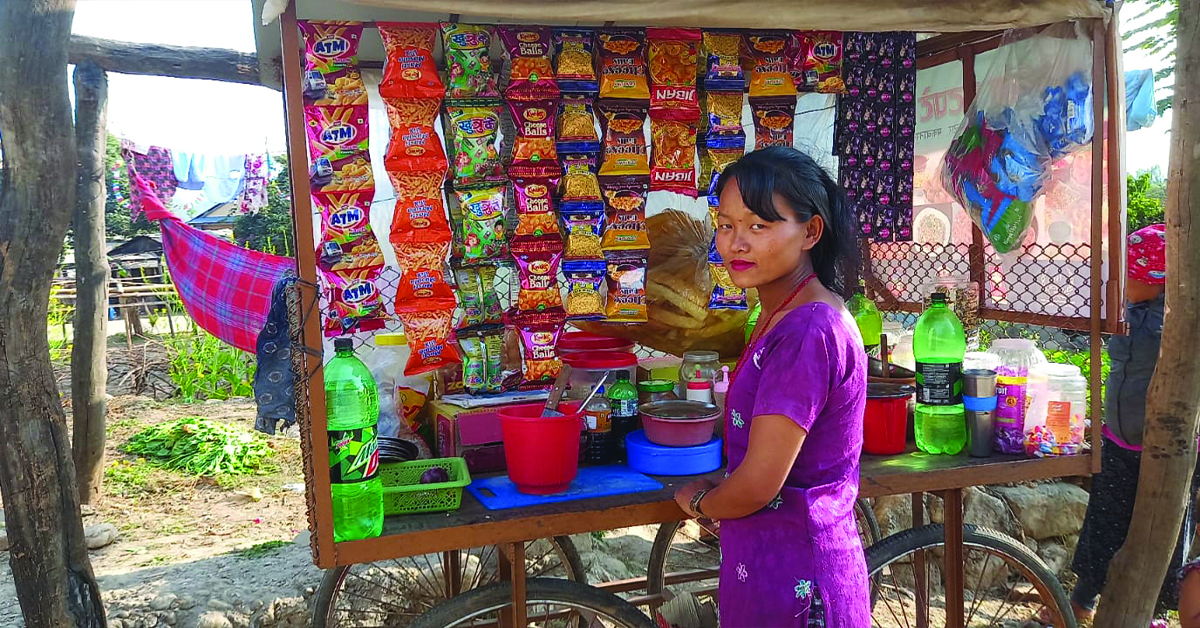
[428,400,508,475]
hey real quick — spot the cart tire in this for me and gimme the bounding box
[855,497,883,547]
[313,536,584,628]
[408,578,656,628]
[865,524,1076,628]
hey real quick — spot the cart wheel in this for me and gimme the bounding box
[407,578,656,628]
[644,498,881,606]
[866,524,1076,628]
[312,536,585,628]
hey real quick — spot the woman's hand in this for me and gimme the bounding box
[674,478,716,517]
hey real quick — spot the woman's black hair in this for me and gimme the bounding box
[714,146,860,299]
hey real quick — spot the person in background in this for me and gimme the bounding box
[1067,224,1200,624]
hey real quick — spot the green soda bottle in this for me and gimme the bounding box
[606,371,639,456]
[913,293,967,455]
[325,338,383,541]
[847,281,884,357]
[745,302,762,344]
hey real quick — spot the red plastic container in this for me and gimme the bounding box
[864,383,914,455]
[498,402,584,495]
[557,332,635,356]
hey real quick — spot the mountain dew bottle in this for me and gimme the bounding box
[914,293,967,455]
[325,338,383,541]
[847,281,884,357]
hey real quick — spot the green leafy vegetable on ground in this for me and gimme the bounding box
[124,417,273,476]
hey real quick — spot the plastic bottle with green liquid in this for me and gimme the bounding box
[607,371,640,457]
[325,338,383,541]
[913,293,967,455]
[847,281,884,357]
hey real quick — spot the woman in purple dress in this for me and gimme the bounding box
[674,147,869,627]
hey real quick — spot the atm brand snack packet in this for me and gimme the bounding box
[440,23,500,101]
[512,309,566,387]
[446,105,504,187]
[306,105,370,162]
[647,28,701,115]
[315,193,384,271]
[512,238,565,313]
[798,30,846,94]
[650,118,698,196]
[378,23,444,99]
[746,31,796,98]
[310,151,374,194]
[396,307,461,376]
[750,96,797,149]
[597,29,650,101]
[383,98,448,173]
[555,29,599,93]
[454,184,508,264]
[600,176,650,250]
[507,100,560,178]
[388,171,451,241]
[598,102,650,177]
[557,96,601,154]
[299,20,363,74]
[702,31,745,92]
[605,252,648,322]
[564,260,607,320]
[323,266,387,337]
[499,26,559,101]
[305,67,368,107]
[513,177,561,239]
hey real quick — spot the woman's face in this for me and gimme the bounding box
[715,180,820,289]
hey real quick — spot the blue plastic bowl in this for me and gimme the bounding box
[625,430,722,476]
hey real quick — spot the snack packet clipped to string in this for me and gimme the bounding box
[564,260,607,320]
[563,207,606,262]
[555,29,598,93]
[598,102,650,177]
[306,105,370,162]
[597,29,650,101]
[600,176,650,251]
[560,152,603,204]
[512,237,565,314]
[324,266,388,337]
[701,91,745,139]
[699,141,745,202]
[650,118,698,196]
[647,28,701,116]
[310,151,374,194]
[750,96,797,149]
[458,332,488,395]
[499,26,559,101]
[797,31,846,94]
[440,23,500,101]
[396,307,461,376]
[383,98,448,173]
[378,23,444,99]
[388,171,451,244]
[605,252,649,323]
[513,177,562,240]
[557,96,601,154]
[305,66,367,107]
[299,20,363,75]
[446,104,504,187]
[508,100,560,178]
[702,31,745,92]
[454,184,508,264]
[315,193,384,271]
[746,31,796,98]
[394,238,456,305]
[512,309,566,388]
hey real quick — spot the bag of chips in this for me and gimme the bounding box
[306,105,370,162]
[477,265,504,324]
[797,31,846,94]
[564,260,607,320]
[396,307,461,376]
[649,118,698,196]
[315,193,384,271]
[458,333,487,395]
[512,237,565,314]
[324,266,388,337]
[647,28,701,116]
[446,104,504,187]
[310,151,374,194]
[305,66,368,107]
[699,141,745,202]
[454,266,486,328]
[560,152,604,203]
[750,96,797,149]
[378,23,444,99]
[557,96,601,154]
[563,206,606,262]
[507,100,560,178]
[512,309,566,388]
[746,31,796,98]
[299,20,363,75]
[701,91,745,139]
[482,326,506,393]
[388,171,451,243]
[383,98,448,173]
[394,237,456,305]
[513,177,561,240]
[453,184,508,264]
[499,26,559,101]
[597,29,650,101]
[709,262,748,310]
[598,102,650,177]
[555,29,599,93]
[702,31,745,92]
[441,23,500,101]
[605,252,649,323]
[600,176,650,251]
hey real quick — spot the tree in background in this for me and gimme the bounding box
[233,155,295,255]
[1125,0,1179,113]
[1127,171,1166,232]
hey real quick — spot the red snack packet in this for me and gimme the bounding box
[499,26,559,101]
[513,237,566,313]
[323,266,388,337]
[507,100,560,178]
[512,309,566,387]
[383,98,448,173]
[746,31,797,98]
[388,171,452,242]
[315,192,384,271]
[650,118,698,196]
[394,238,457,305]
[378,23,444,99]
[646,28,701,116]
[798,31,846,94]
[306,105,370,162]
[396,307,462,376]
[600,176,651,251]
[597,29,651,101]
[513,177,562,239]
[750,96,797,149]
[598,102,650,177]
[299,20,363,74]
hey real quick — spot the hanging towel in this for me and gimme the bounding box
[134,173,293,353]
[254,274,298,435]
[124,146,177,218]
[1126,68,1157,132]
[173,152,208,190]
[238,154,270,214]
[200,154,247,205]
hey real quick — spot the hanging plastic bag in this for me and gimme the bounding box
[939,23,1093,254]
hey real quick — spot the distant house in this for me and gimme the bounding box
[188,201,240,232]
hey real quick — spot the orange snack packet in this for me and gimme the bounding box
[647,28,701,115]
[598,29,650,100]
[746,31,797,98]
[396,307,461,376]
[598,102,650,177]
[650,118,698,196]
[378,23,444,99]
[388,171,452,241]
[394,237,456,304]
[383,98,448,173]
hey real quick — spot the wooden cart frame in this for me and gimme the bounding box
[276,3,1127,626]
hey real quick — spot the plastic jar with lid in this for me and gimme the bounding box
[680,351,721,385]
[988,338,1047,454]
[1024,363,1087,457]
[637,380,678,407]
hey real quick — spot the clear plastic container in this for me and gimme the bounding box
[679,351,721,386]
[964,351,1001,371]
[562,352,639,401]
[988,338,1047,454]
[1024,363,1087,457]
[364,333,433,443]
[920,276,981,350]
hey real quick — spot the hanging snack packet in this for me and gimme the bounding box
[378,23,444,99]
[324,266,387,337]
[650,118,698,196]
[598,102,650,177]
[389,171,451,242]
[458,333,487,395]
[513,309,566,387]
[746,31,796,98]
[396,307,461,376]
[383,98,448,173]
[750,96,797,149]
[513,177,562,239]
[499,26,559,101]
[709,262,748,310]
[446,105,504,187]
[798,31,846,94]
[394,238,455,305]
[477,265,503,324]
[605,252,649,323]
[561,153,603,203]
[306,105,370,162]
[507,100,560,178]
[702,91,745,138]
[305,67,367,107]
[699,142,745,201]
[563,207,606,262]
[557,96,601,154]
[454,266,485,328]
[454,184,508,264]
[440,23,500,101]
[482,327,505,393]
[702,31,745,92]
[597,29,651,101]
[316,193,384,271]
[300,20,363,75]
[310,151,374,194]
[647,28,701,115]
[600,176,650,250]
[564,260,607,320]
[513,238,565,313]
[555,29,598,93]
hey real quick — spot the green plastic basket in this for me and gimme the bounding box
[378,457,470,516]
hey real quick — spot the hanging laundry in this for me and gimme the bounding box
[198,154,247,205]
[173,152,208,190]
[238,154,270,213]
[123,146,178,217]
[1126,68,1157,132]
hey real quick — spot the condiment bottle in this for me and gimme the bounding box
[584,387,615,464]
[713,366,730,439]
[686,369,714,404]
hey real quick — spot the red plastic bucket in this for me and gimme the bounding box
[864,383,913,455]
[557,332,635,356]
[498,402,583,495]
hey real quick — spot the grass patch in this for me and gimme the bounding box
[104,458,167,497]
[235,540,291,559]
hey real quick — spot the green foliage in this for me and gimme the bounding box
[233,155,295,255]
[104,457,161,497]
[165,332,255,402]
[47,282,74,361]
[235,540,291,559]
[1127,171,1166,232]
[1123,0,1178,114]
[105,134,158,238]
[124,416,274,476]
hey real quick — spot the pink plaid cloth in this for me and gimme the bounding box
[135,174,293,352]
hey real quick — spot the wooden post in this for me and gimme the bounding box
[912,493,929,628]
[70,59,110,505]
[499,542,527,628]
[1089,18,1107,475]
[942,489,965,628]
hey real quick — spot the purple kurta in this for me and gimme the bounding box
[718,303,870,628]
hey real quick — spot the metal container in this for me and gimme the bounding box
[640,400,721,447]
[963,369,1000,457]
[962,369,999,398]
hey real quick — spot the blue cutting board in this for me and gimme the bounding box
[467,465,664,510]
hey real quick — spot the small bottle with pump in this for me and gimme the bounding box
[686,368,714,404]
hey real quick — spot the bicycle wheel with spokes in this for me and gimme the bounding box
[866,524,1076,628]
[408,578,657,628]
[313,536,585,628]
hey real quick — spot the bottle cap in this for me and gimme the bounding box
[334,338,352,351]
[615,370,631,381]
[687,378,712,390]
[930,292,948,303]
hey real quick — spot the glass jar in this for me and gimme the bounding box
[637,379,678,407]
[679,351,721,386]
[1024,363,1087,457]
[920,276,981,350]
[988,338,1047,455]
[964,351,1001,371]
